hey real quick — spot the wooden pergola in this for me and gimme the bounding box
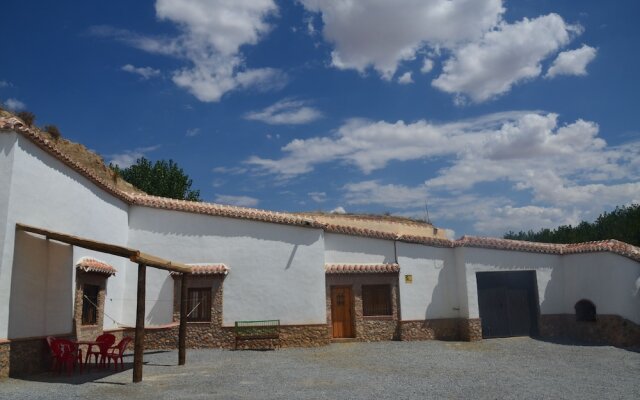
[16,223,192,383]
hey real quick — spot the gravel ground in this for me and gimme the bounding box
[1,338,638,400]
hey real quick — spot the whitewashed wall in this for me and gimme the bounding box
[120,262,173,327]
[8,231,73,337]
[397,242,459,320]
[562,253,640,324]
[0,133,17,338]
[0,135,129,339]
[459,248,564,319]
[453,248,470,318]
[324,233,395,264]
[128,206,326,326]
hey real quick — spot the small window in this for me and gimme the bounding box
[575,299,596,322]
[81,284,100,325]
[187,288,212,322]
[362,285,392,316]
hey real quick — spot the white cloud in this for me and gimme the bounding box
[214,194,259,207]
[397,72,413,84]
[247,110,639,235]
[245,98,323,125]
[94,1,284,102]
[212,166,248,175]
[420,58,434,74]
[0,80,10,88]
[247,111,534,177]
[186,128,200,137]
[211,178,225,188]
[121,64,161,79]
[330,206,346,214]
[3,98,26,111]
[432,14,579,102]
[302,2,591,100]
[308,191,327,203]
[300,0,504,79]
[108,145,160,168]
[545,44,597,78]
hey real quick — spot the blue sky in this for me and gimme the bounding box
[1,0,639,238]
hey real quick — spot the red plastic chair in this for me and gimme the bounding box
[105,336,132,371]
[49,339,83,375]
[46,336,60,372]
[85,333,116,369]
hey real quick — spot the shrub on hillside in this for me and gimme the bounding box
[16,111,35,126]
[43,124,61,140]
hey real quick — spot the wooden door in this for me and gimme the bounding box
[331,286,353,338]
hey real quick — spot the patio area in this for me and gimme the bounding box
[1,338,639,399]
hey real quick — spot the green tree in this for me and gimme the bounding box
[112,157,201,201]
[504,204,640,246]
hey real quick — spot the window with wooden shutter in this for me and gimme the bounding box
[362,285,392,316]
[187,288,212,322]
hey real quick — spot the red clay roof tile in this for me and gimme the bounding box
[325,263,400,274]
[76,257,117,276]
[3,116,640,264]
[170,263,229,276]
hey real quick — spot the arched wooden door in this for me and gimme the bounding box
[331,286,353,338]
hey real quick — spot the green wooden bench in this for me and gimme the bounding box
[234,320,280,350]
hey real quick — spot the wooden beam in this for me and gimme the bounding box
[16,223,139,259]
[133,263,146,383]
[16,223,191,274]
[134,252,192,274]
[178,274,188,365]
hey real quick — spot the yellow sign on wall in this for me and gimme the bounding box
[405,274,413,284]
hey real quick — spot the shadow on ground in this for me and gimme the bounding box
[13,351,174,385]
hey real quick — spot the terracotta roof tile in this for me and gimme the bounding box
[453,236,640,262]
[2,116,640,264]
[76,257,117,276]
[455,235,563,254]
[131,194,322,228]
[323,224,399,240]
[325,263,400,274]
[170,263,229,276]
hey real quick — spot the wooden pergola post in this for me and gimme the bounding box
[178,273,188,365]
[133,263,146,383]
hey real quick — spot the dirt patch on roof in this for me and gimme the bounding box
[0,109,145,195]
[296,212,449,239]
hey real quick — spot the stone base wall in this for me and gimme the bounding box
[279,325,331,347]
[539,314,640,347]
[459,319,483,341]
[399,319,460,341]
[231,325,330,350]
[107,323,331,351]
[360,318,398,342]
[1,334,75,378]
[0,341,9,379]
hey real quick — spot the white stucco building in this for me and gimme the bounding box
[1,115,639,377]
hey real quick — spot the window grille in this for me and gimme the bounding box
[187,288,212,322]
[362,285,392,316]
